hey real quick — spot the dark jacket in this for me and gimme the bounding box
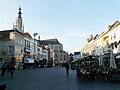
[10,65,15,71]
[65,63,70,69]
[1,64,6,71]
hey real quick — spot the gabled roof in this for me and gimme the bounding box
[39,39,61,45]
[69,53,74,56]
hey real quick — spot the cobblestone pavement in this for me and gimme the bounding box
[0,66,120,90]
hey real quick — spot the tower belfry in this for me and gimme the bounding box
[15,7,24,33]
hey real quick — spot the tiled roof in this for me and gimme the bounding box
[0,29,24,40]
[39,39,61,45]
[0,30,11,40]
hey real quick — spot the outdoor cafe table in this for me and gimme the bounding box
[81,72,91,81]
[99,71,110,81]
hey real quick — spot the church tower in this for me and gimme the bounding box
[14,7,24,33]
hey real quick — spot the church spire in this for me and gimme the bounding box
[15,7,23,33]
[18,7,22,18]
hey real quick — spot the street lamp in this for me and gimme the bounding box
[33,33,38,59]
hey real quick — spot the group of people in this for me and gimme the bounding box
[1,63,15,78]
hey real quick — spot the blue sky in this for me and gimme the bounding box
[0,0,120,53]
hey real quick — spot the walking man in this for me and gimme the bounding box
[65,62,70,75]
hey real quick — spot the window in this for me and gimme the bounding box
[9,46,14,54]
[51,46,53,49]
[55,46,57,49]
[111,35,112,40]
[15,38,18,43]
[18,38,20,44]
[59,46,61,50]
[37,48,40,52]
[114,33,116,39]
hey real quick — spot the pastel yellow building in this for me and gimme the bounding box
[81,21,120,57]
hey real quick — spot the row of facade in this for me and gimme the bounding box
[81,21,120,58]
[0,7,69,68]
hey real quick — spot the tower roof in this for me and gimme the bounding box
[15,7,23,33]
[18,7,22,18]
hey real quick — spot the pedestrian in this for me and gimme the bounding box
[10,56,15,65]
[9,64,15,78]
[7,63,10,72]
[0,58,4,69]
[1,63,6,78]
[65,62,70,75]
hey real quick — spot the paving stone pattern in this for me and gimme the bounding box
[0,66,120,90]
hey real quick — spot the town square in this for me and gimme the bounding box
[1,0,120,90]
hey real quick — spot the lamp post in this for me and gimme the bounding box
[33,33,38,59]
